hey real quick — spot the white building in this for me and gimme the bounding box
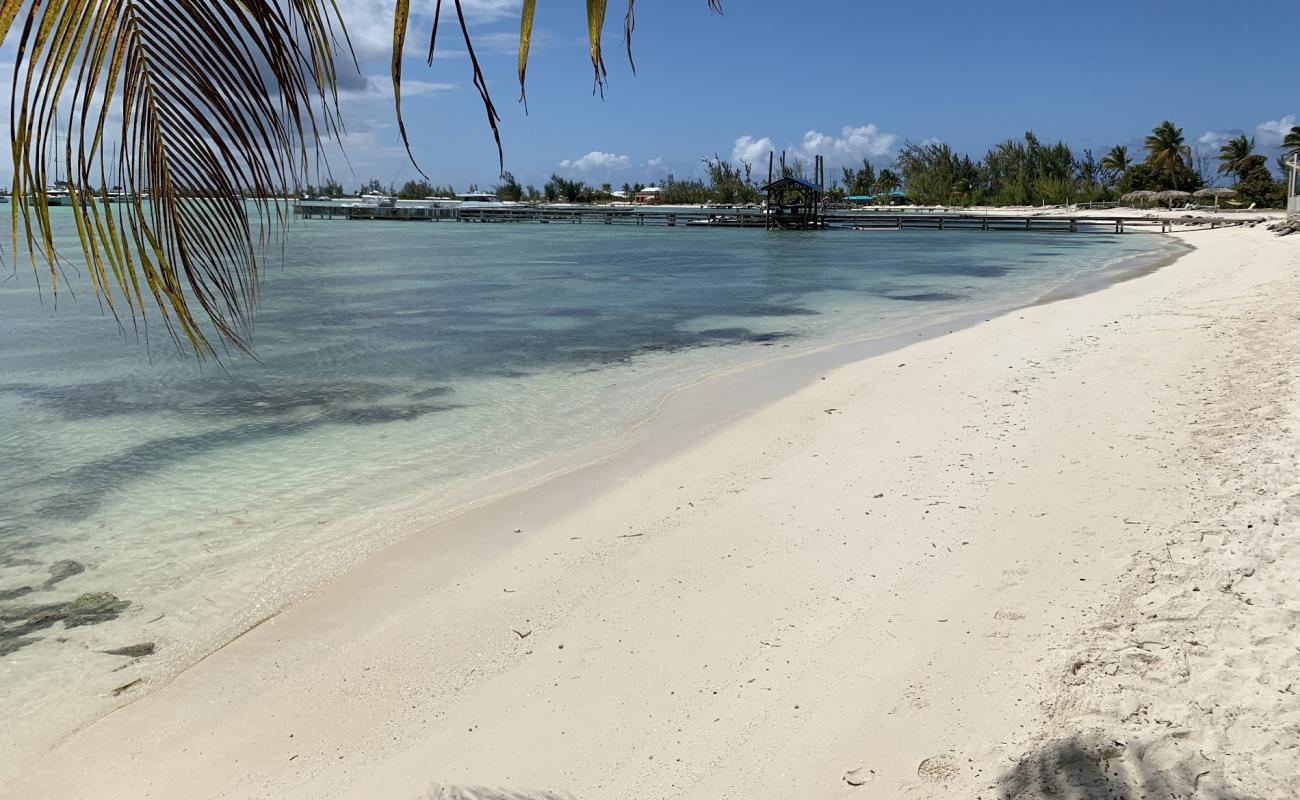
[635,186,664,204]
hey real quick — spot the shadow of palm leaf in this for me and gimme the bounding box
[420,787,574,800]
[996,731,1246,800]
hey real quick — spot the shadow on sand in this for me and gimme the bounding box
[996,732,1245,800]
[420,788,573,800]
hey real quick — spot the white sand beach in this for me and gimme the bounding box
[4,219,1298,799]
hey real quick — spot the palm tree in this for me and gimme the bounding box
[2,1,722,357]
[1216,135,1255,179]
[1144,121,1192,187]
[1284,126,1300,156]
[1100,145,1132,175]
[875,170,901,193]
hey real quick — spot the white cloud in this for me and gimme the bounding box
[1256,115,1296,146]
[731,135,773,166]
[794,124,897,163]
[1197,129,1241,152]
[337,0,521,59]
[647,157,663,168]
[559,151,632,171]
[731,124,899,169]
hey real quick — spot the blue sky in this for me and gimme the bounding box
[3,1,1297,191]
[330,0,1295,191]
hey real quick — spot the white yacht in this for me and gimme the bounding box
[31,187,72,206]
[455,192,508,208]
[352,192,396,208]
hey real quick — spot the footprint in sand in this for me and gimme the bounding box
[917,753,960,782]
[995,608,1026,621]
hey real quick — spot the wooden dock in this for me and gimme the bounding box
[292,201,1251,234]
[295,202,458,221]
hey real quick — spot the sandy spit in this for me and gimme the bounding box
[4,220,1298,800]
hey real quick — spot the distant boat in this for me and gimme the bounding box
[455,192,513,209]
[351,192,396,208]
[30,187,73,207]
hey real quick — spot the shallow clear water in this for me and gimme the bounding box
[0,211,1173,737]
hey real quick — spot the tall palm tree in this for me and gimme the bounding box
[1216,135,1255,179]
[1144,120,1192,187]
[1,0,722,357]
[1099,145,1132,175]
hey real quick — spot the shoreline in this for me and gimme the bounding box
[2,228,1184,754]
[5,219,1296,799]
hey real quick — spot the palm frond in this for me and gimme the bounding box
[518,0,536,108]
[585,0,609,95]
[514,1,723,107]
[6,0,347,358]
[396,0,501,172]
[7,1,725,357]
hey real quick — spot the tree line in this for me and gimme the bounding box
[311,122,1299,209]
[894,120,1299,208]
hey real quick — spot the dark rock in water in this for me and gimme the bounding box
[0,636,40,657]
[0,586,34,602]
[0,600,67,626]
[44,559,86,588]
[2,591,132,649]
[63,592,130,628]
[104,642,155,658]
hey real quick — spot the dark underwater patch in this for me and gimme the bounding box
[32,401,464,524]
[885,292,967,302]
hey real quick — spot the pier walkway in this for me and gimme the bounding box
[292,201,1254,234]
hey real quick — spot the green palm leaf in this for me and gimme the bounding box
[1283,126,1300,155]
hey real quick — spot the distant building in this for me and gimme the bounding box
[635,186,664,204]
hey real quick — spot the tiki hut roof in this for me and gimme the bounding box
[1193,187,1237,198]
[761,176,821,192]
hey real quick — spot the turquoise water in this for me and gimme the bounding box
[0,213,1173,740]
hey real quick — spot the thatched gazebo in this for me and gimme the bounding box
[1121,190,1156,206]
[1193,187,1237,209]
[1154,189,1192,209]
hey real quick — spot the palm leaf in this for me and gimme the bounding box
[518,0,535,107]
[515,1,722,105]
[6,0,347,358]
[585,0,609,94]
[8,1,725,358]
